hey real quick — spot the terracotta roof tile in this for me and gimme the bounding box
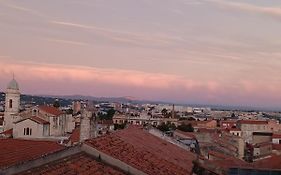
[38,106,64,116]
[228,128,241,131]
[272,144,281,150]
[16,116,49,125]
[69,127,80,144]
[238,120,268,125]
[251,155,281,170]
[272,133,281,139]
[30,116,49,124]
[0,139,65,169]
[174,129,196,139]
[18,152,125,175]
[86,126,196,175]
[0,128,13,135]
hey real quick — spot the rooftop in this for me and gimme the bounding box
[0,129,13,137]
[69,127,80,144]
[7,78,19,90]
[272,133,281,139]
[248,155,281,170]
[18,152,126,175]
[0,139,64,169]
[86,126,196,175]
[174,129,196,139]
[15,116,49,125]
[38,106,64,116]
[238,120,268,125]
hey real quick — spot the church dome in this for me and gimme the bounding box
[7,78,19,90]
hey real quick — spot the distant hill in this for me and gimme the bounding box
[0,92,72,107]
[39,94,162,104]
[1,92,280,112]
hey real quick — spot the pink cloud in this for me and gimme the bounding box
[1,60,281,108]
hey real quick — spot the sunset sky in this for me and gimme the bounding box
[1,0,281,109]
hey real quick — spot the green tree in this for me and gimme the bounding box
[177,123,194,132]
[106,108,116,120]
[98,109,116,120]
[53,99,60,108]
[157,122,176,132]
[161,108,168,116]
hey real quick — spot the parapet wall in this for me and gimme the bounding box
[1,146,81,175]
[81,144,147,175]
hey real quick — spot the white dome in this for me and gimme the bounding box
[7,79,19,90]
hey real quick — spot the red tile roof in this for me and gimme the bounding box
[228,128,241,131]
[30,116,49,124]
[0,139,64,169]
[197,128,218,133]
[174,129,196,139]
[0,129,13,136]
[251,155,281,170]
[254,142,272,148]
[69,127,80,144]
[238,120,268,125]
[15,116,49,125]
[272,133,281,139]
[221,120,237,124]
[86,126,196,175]
[18,152,126,175]
[38,106,64,116]
[208,151,230,160]
[272,144,281,150]
[198,156,248,173]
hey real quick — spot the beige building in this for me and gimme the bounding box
[237,120,270,143]
[229,128,242,137]
[2,77,75,139]
[12,105,75,139]
[253,142,272,158]
[113,113,179,127]
[13,116,50,138]
[3,77,21,131]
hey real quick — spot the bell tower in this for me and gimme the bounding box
[4,76,20,130]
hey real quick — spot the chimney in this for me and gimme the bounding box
[79,109,92,142]
[172,104,175,118]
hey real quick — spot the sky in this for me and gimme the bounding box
[0,0,281,109]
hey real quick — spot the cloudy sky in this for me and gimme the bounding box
[0,0,281,109]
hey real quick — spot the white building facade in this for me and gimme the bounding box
[3,78,21,131]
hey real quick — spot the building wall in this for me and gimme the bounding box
[65,114,75,133]
[253,144,272,158]
[272,138,281,144]
[80,110,92,142]
[221,121,237,129]
[229,131,241,137]
[4,89,20,130]
[253,135,272,145]
[239,124,270,143]
[49,115,66,136]
[13,119,44,138]
[268,120,281,132]
[5,89,20,114]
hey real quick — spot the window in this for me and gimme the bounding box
[23,127,32,136]
[32,109,37,116]
[53,117,58,128]
[9,99,12,108]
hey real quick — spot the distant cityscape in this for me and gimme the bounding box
[0,78,281,175]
